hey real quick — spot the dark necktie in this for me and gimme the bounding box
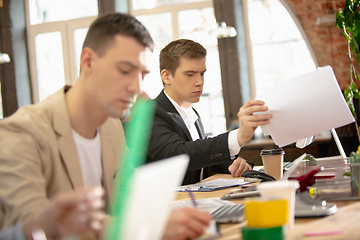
[195,118,206,180]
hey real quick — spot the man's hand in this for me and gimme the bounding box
[162,207,212,240]
[228,157,252,177]
[237,100,272,146]
[23,186,105,240]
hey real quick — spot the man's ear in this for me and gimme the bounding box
[161,69,172,86]
[80,47,96,73]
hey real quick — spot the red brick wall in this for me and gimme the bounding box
[286,0,350,89]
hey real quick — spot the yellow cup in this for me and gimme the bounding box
[245,198,288,228]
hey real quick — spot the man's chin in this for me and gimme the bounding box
[120,109,130,120]
[192,97,201,104]
[107,109,129,120]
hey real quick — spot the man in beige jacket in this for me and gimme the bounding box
[0,13,210,240]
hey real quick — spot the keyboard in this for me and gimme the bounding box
[257,161,294,173]
[211,204,245,223]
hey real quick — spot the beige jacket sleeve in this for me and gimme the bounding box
[0,87,124,230]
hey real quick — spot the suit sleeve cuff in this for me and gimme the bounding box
[228,129,243,159]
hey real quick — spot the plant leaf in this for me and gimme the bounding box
[351,80,359,98]
[344,0,355,28]
[336,10,345,29]
[353,48,360,63]
[343,24,351,41]
[344,86,357,119]
[356,73,360,82]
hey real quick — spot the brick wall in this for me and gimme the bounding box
[287,0,350,89]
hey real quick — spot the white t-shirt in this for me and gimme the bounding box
[72,129,102,187]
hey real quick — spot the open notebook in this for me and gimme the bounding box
[119,154,189,240]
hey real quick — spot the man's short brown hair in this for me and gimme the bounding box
[159,39,207,76]
[82,13,154,56]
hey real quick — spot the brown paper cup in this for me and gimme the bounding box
[260,148,285,180]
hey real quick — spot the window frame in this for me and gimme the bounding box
[24,0,96,103]
[129,1,214,41]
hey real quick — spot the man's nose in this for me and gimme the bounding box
[196,75,204,86]
[128,74,142,94]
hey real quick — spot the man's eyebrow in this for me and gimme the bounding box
[116,61,139,69]
[183,69,207,74]
[183,70,198,73]
[116,61,150,74]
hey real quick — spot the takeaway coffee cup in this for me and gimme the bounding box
[260,147,285,180]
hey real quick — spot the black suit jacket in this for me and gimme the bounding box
[146,90,234,185]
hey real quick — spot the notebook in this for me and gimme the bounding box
[119,154,190,240]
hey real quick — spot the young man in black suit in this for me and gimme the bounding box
[146,39,272,184]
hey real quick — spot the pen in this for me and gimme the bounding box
[186,189,197,207]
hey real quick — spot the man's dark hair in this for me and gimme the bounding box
[82,13,154,56]
[159,39,207,76]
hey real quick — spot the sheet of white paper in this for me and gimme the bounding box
[176,178,247,191]
[170,197,235,213]
[255,66,355,147]
[120,154,189,240]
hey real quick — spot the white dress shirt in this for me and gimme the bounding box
[164,91,241,158]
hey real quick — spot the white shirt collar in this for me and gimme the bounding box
[164,91,198,123]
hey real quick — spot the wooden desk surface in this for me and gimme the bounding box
[175,174,360,240]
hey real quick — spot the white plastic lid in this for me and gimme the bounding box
[256,180,299,192]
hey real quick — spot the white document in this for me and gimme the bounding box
[120,154,189,240]
[176,178,249,192]
[255,66,355,147]
[170,197,235,213]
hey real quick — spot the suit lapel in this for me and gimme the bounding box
[156,90,192,140]
[53,87,84,189]
[99,120,122,213]
[167,112,192,140]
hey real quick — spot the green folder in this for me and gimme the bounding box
[106,98,155,240]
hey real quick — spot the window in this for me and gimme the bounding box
[28,0,97,25]
[130,0,227,136]
[132,0,208,10]
[245,0,317,98]
[25,0,98,103]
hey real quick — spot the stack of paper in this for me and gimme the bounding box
[255,66,355,147]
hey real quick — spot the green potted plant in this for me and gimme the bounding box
[336,0,360,144]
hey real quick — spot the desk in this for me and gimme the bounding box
[175,174,360,240]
